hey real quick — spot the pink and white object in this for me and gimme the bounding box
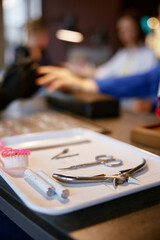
[1,149,30,169]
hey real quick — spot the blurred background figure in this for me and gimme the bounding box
[13,17,51,66]
[0,0,159,114]
[25,17,52,65]
[95,10,158,79]
[93,10,158,112]
[36,60,160,114]
[63,24,113,78]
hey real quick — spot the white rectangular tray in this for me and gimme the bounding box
[0,128,160,215]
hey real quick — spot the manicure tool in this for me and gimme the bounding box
[51,148,69,159]
[58,154,122,170]
[12,139,91,151]
[37,171,69,199]
[51,148,79,160]
[24,169,55,197]
[56,153,79,159]
[53,158,147,188]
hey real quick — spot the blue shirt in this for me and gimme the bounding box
[94,64,160,99]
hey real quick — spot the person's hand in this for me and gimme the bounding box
[36,66,98,93]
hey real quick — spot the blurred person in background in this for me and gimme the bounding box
[35,59,159,113]
[95,10,158,79]
[0,18,51,111]
[65,11,158,80]
[13,17,51,66]
[24,17,51,66]
[0,10,159,113]
[36,10,159,113]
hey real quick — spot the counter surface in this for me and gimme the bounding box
[0,99,160,240]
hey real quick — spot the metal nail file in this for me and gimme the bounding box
[9,139,91,151]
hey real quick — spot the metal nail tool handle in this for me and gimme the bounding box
[52,173,107,183]
[59,161,102,170]
[16,139,91,151]
[95,155,122,166]
[53,159,147,188]
[51,148,69,160]
[56,153,79,159]
[59,157,123,170]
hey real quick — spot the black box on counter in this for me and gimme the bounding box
[46,91,119,118]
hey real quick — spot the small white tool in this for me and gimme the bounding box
[24,169,55,197]
[37,170,69,199]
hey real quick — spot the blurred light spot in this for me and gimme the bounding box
[147,17,159,30]
[140,16,151,33]
[2,0,18,8]
[56,29,84,43]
